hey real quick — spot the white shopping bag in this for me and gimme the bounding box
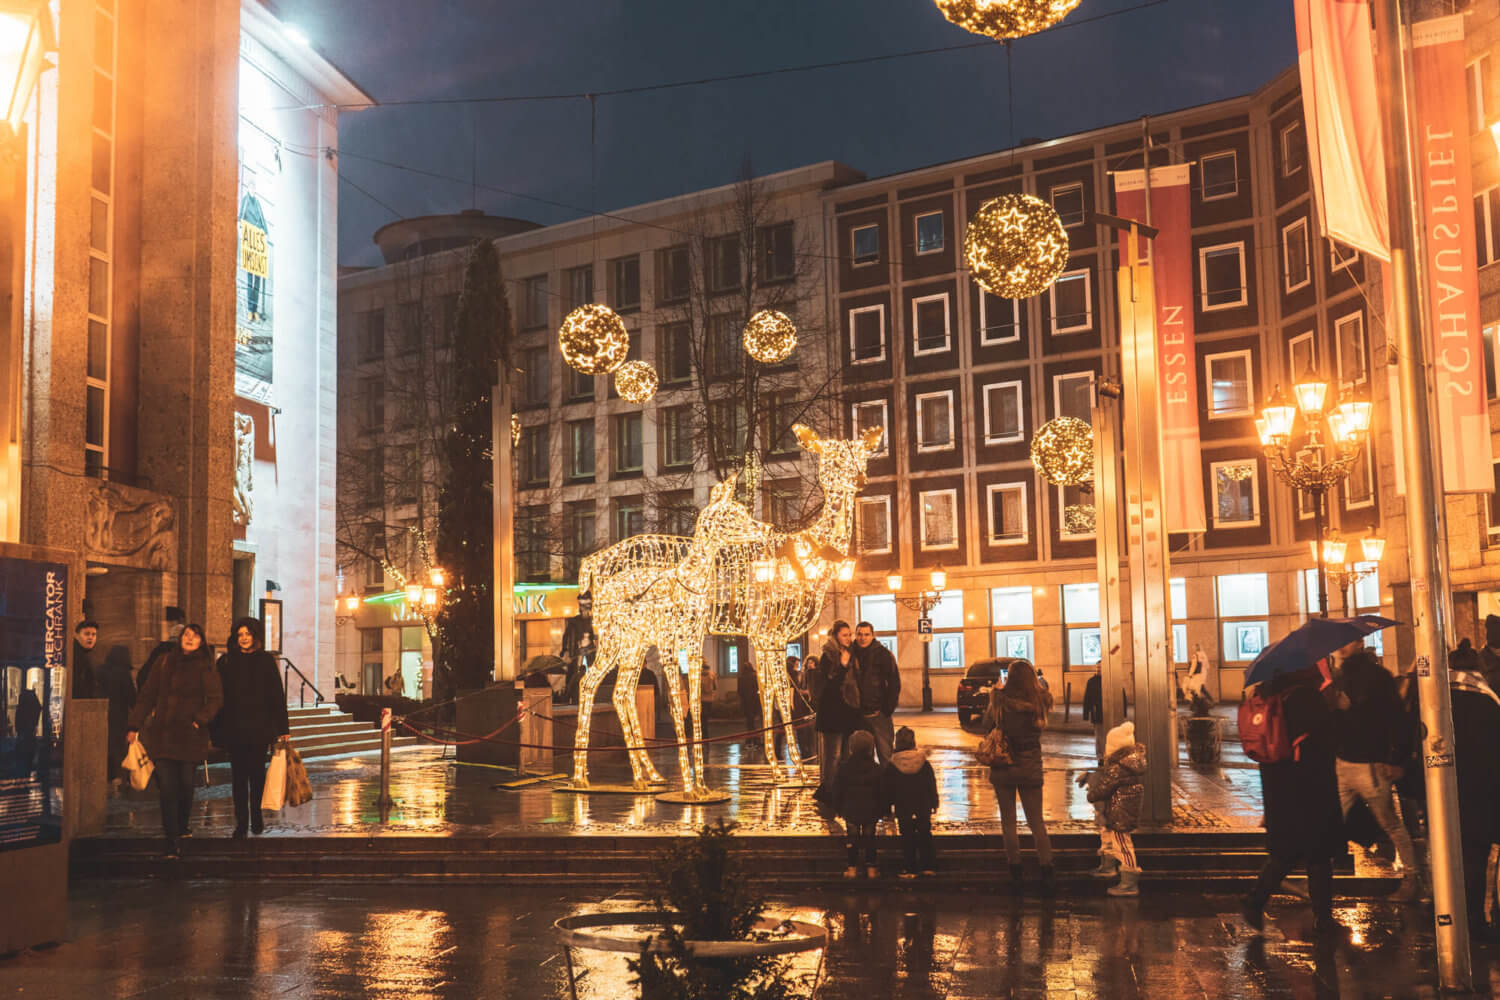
[261,746,287,811]
[122,741,154,791]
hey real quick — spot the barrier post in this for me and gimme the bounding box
[378,708,393,823]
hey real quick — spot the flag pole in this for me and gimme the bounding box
[1371,0,1471,987]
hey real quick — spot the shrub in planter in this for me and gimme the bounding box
[629,821,810,1000]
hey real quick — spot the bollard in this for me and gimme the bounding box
[377,708,393,823]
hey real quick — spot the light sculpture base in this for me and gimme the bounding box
[655,789,732,804]
[555,781,670,795]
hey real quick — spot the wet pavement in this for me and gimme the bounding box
[93,709,1268,839]
[6,879,1496,998]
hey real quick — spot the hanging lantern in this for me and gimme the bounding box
[613,360,659,404]
[1029,416,1094,487]
[558,303,629,375]
[964,193,1070,300]
[933,0,1081,40]
[742,309,798,364]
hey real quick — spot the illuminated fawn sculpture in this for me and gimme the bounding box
[569,425,881,798]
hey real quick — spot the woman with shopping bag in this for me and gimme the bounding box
[215,617,289,838]
[126,624,221,859]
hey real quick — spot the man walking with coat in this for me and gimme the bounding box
[853,621,901,763]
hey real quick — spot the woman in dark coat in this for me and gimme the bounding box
[127,624,221,858]
[811,621,865,804]
[1448,640,1500,941]
[1240,664,1343,935]
[216,617,289,838]
[982,660,1055,892]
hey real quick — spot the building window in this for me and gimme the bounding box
[520,425,549,487]
[982,380,1024,444]
[1050,182,1085,228]
[978,291,1019,345]
[1205,350,1254,418]
[1334,311,1367,386]
[991,586,1035,660]
[849,304,886,364]
[1288,330,1316,385]
[662,406,694,468]
[520,345,550,407]
[660,322,692,384]
[609,255,640,311]
[1211,460,1259,527]
[567,501,596,562]
[520,274,549,329]
[757,221,795,283]
[1199,242,1247,311]
[1345,447,1375,509]
[911,292,951,355]
[1063,582,1102,668]
[1330,242,1358,272]
[856,496,892,554]
[763,391,800,456]
[915,390,955,453]
[1476,188,1500,268]
[658,491,695,537]
[568,366,594,402]
[851,399,889,457]
[987,482,1028,545]
[1485,325,1500,400]
[1280,119,1307,177]
[1058,482,1094,540]
[1217,572,1268,661]
[707,314,740,378]
[658,245,691,303]
[1468,54,1490,134]
[361,309,385,361]
[567,419,595,480]
[1490,460,1500,539]
[1200,150,1238,201]
[851,223,880,265]
[564,265,593,310]
[1049,269,1092,333]
[615,413,644,473]
[1053,371,1095,421]
[915,211,945,255]
[708,235,741,293]
[86,2,117,478]
[362,377,384,431]
[926,591,965,674]
[859,594,899,660]
[614,497,644,541]
[1170,577,1188,664]
[918,489,958,550]
[709,399,747,457]
[1282,216,1310,293]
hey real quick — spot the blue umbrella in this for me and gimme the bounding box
[1243,615,1401,687]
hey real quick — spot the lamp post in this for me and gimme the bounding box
[1256,366,1372,617]
[886,566,947,712]
[1320,529,1386,619]
[334,591,360,627]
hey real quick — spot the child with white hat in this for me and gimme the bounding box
[1079,720,1147,896]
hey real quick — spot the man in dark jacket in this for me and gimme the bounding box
[72,620,99,700]
[853,622,901,763]
[1450,640,1500,941]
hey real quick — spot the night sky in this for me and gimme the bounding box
[268,0,1297,268]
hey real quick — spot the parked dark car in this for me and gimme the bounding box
[956,657,1030,729]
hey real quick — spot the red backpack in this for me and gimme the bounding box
[1238,686,1293,763]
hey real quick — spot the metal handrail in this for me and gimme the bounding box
[280,656,326,708]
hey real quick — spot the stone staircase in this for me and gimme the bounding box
[284,705,418,760]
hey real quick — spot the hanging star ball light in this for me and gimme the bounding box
[1030,416,1094,487]
[933,0,1082,39]
[965,193,1070,300]
[742,309,798,364]
[558,303,629,375]
[613,360,659,404]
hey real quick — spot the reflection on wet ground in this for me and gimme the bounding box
[7,880,1494,998]
[95,710,1273,839]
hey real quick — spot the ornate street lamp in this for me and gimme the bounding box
[1257,365,1372,618]
[887,567,949,711]
[1319,528,1386,618]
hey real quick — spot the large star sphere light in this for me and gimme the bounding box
[613,360,659,404]
[1030,416,1094,487]
[965,193,1070,300]
[743,309,798,364]
[933,0,1081,39]
[558,303,629,375]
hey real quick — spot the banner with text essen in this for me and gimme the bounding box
[1113,165,1206,534]
[1294,0,1390,261]
[1412,14,1494,494]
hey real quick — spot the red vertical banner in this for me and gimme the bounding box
[1412,15,1495,494]
[1114,165,1206,533]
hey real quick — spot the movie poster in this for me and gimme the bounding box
[0,556,68,851]
[236,160,274,396]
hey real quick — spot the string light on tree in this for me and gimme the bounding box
[613,359,659,404]
[558,303,629,375]
[933,0,1081,39]
[964,193,1070,299]
[742,309,798,364]
[1029,416,1094,487]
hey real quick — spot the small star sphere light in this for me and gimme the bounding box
[933,0,1081,39]
[558,304,629,375]
[1030,416,1094,487]
[613,360,659,404]
[965,193,1070,300]
[743,309,798,364]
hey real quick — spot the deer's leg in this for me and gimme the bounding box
[660,647,695,793]
[752,640,784,782]
[687,651,707,796]
[572,644,611,787]
[769,648,806,781]
[611,647,653,788]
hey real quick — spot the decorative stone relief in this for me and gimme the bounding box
[84,484,176,571]
[233,412,254,527]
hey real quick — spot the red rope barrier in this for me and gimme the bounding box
[398,708,817,754]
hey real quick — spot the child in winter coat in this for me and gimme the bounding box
[832,729,885,878]
[881,726,939,878]
[1079,720,1148,896]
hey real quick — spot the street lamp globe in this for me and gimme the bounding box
[1321,536,1348,566]
[1260,389,1297,441]
[886,573,903,593]
[342,594,360,613]
[930,568,947,591]
[429,567,445,587]
[1337,395,1373,436]
[1361,532,1387,563]
[1293,365,1329,416]
[404,582,423,605]
[422,587,438,608]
